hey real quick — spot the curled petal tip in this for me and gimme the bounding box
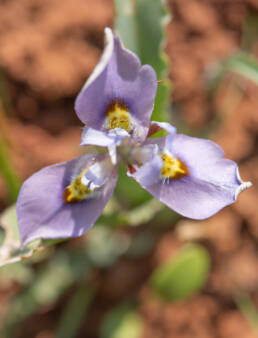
[235,181,252,199]
[235,167,252,198]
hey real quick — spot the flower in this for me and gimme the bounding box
[128,128,252,219]
[17,155,117,246]
[75,27,157,163]
[17,27,252,246]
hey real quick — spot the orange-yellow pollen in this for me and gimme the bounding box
[63,169,91,204]
[105,99,131,131]
[161,153,188,180]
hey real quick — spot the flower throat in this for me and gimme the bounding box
[63,168,92,204]
[161,153,188,180]
[105,98,131,131]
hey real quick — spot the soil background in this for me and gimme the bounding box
[0,0,257,337]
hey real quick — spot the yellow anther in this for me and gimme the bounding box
[105,98,131,131]
[63,168,91,204]
[161,153,188,180]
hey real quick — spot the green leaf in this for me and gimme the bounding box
[114,0,172,122]
[235,292,258,333]
[208,52,258,90]
[242,10,258,52]
[0,139,20,203]
[150,244,210,301]
[225,52,258,84]
[56,286,94,338]
[100,304,143,338]
[0,100,21,202]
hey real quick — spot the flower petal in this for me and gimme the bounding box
[130,134,252,219]
[128,152,162,187]
[149,121,177,135]
[80,127,129,164]
[75,27,157,138]
[128,143,162,186]
[148,121,177,149]
[17,155,117,246]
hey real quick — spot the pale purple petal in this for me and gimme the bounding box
[150,121,177,135]
[128,143,162,186]
[149,121,177,149]
[75,27,157,138]
[128,154,162,187]
[17,155,117,246]
[80,127,129,164]
[129,143,159,164]
[130,134,252,219]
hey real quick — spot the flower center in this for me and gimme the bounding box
[105,98,131,131]
[63,168,92,204]
[161,153,188,180]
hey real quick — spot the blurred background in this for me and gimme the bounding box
[0,0,257,337]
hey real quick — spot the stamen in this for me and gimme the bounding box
[160,153,188,180]
[105,98,131,131]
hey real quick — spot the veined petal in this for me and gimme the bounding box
[75,27,157,141]
[130,133,252,220]
[17,154,117,246]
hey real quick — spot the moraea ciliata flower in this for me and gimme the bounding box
[17,27,252,246]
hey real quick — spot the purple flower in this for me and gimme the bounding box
[75,27,157,163]
[16,27,252,246]
[17,155,117,246]
[128,129,252,219]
